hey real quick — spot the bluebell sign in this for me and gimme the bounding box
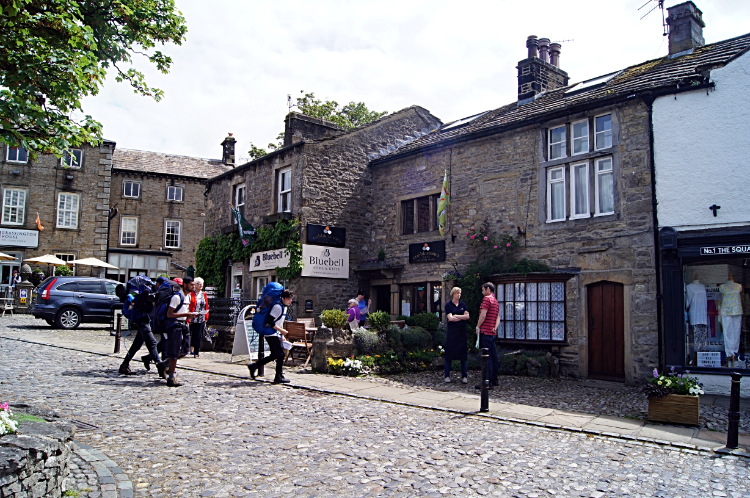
[307,224,346,247]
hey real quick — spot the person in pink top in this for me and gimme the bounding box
[475,282,500,390]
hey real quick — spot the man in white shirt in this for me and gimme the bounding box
[164,276,198,387]
[248,289,294,384]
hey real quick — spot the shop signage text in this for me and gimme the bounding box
[409,240,446,264]
[301,244,349,279]
[0,229,38,248]
[700,245,750,256]
[250,248,290,272]
[307,224,346,247]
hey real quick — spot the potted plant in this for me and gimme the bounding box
[643,367,704,426]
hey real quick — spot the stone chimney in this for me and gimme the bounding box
[283,112,344,147]
[666,1,705,56]
[221,133,236,166]
[517,36,570,102]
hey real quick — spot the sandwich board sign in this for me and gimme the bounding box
[231,304,261,362]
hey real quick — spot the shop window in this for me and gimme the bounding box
[120,217,138,246]
[2,188,26,225]
[61,149,82,168]
[6,146,28,164]
[56,193,79,228]
[399,282,442,318]
[401,194,439,235]
[164,220,181,248]
[548,125,566,160]
[595,114,612,150]
[277,167,291,213]
[496,280,566,342]
[167,185,183,202]
[123,181,140,198]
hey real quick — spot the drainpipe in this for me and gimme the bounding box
[643,93,664,371]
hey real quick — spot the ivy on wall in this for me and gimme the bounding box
[195,218,303,291]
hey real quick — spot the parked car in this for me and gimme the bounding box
[31,277,123,329]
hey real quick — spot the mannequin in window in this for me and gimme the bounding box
[685,274,708,353]
[719,274,743,367]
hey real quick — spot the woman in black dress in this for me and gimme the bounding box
[444,287,470,383]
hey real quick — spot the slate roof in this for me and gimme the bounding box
[371,32,750,165]
[112,148,233,179]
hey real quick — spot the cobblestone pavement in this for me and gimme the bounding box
[2,336,750,498]
[66,442,135,498]
[3,315,748,434]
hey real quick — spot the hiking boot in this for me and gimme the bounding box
[118,364,132,375]
[166,377,182,387]
[444,377,451,383]
[461,377,468,384]
[141,355,151,371]
[156,361,167,379]
[273,377,290,384]
[247,364,257,380]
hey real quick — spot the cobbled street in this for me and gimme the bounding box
[1,336,749,498]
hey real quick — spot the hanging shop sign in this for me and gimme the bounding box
[0,229,38,248]
[249,248,290,272]
[699,245,750,256]
[307,224,346,247]
[409,240,446,264]
[301,244,349,279]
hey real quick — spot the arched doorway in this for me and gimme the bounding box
[587,281,625,381]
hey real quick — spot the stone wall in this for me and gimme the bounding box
[370,100,658,383]
[0,421,76,498]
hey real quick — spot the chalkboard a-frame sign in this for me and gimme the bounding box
[409,240,446,264]
[307,224,346,247]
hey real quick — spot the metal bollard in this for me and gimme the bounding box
[726,372,742,449]
[114,315,122,354]
[480,348,489,412]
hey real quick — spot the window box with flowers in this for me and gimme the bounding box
[644,367,703,426]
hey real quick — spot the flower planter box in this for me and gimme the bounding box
[359,261,387,270]
[648,394,700,426]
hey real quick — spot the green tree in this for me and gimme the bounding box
[0,0,187,156]
[248,90,387,158]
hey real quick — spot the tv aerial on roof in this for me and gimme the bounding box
[639,0,668,36]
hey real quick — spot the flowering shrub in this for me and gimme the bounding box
[466,219,519,256]
[643,367,704,398]
[327,356,365,376]
[353,327,379,355]
[205,326,218,339]
[0,403,18,436]
[442,270,462,281]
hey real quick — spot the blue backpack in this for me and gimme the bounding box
[252,282,284,336]
[152,280,185,333]
[121,276,154,321]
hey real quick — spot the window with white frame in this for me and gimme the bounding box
[120,217,138,246]
[166,185,183,202]
[595,157,614,215]
[595,114,612,150]
[233,184,245,223]
[61,149,82,168]
[571,120,589,155]
[6,146,28,163]
[496,281,567,342]
[2,188,25,225]
[123,181,140,198]
[56,193,79,228]
[548,126,566,160]
[547,167,566,222]
[164,220,181,248]
[570,162,590,219]
[277,167,291,213]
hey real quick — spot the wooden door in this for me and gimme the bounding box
[588,281,625,381]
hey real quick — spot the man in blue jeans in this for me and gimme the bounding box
[475,282,500,390]
[119,276,161,376]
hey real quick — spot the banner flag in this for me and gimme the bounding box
[437,170,450,237]
[231,206,256,246]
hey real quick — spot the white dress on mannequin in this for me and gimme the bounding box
[686,280,708,351]
[719,281,743,358]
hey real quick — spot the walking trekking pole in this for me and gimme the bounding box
[726,372,742,449]
[114,315,122,354]
[480,348,489,412]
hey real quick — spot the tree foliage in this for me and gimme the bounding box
[0,0,187,156]
[248,90,387,158]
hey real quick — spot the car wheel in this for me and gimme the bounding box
[56,307,81,329]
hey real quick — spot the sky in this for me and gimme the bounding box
[80,0,750,161]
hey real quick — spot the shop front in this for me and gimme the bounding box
[0,228,39,293]
[661,226,750,374]
[106,250,170,282]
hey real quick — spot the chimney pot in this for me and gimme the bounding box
[221,133,236,166]
[538,38,550,63]
[526,35,539,58]
[549,43,561,68]
[666,1,705,56]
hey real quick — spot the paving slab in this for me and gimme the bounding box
[435,396,485,412]
[582,415,644,435]
[637,424,697,443]
[537,411,597,428]
[490,403,556,421]
[353,385,417,399]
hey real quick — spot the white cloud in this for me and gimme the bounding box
[80,0,750,159]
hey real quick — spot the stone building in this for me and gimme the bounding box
[363,2,748,384]
[204,108,442,314]
[0,140,115,284]
[107,147,232,281]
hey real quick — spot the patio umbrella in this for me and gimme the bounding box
[24,254,68,266]
[0,252,16,261]
[69,257,119,269]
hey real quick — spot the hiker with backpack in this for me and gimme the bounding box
[247,283,294,384]
[117,276,161,375]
